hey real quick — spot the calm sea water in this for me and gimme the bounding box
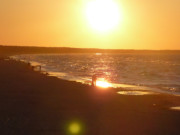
[12,53,180,95]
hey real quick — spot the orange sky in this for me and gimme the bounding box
[0,0,180,50]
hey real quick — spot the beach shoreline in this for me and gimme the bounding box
[0,55,180,135]
[11,53,180,96]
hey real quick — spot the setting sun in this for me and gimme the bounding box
[86,0,122,32]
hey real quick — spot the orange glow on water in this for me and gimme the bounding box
[96,80,112,88]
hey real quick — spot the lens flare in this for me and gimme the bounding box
[68,122,81,134]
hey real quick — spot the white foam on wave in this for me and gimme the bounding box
[117,91,157,95]
[170,106,180,111]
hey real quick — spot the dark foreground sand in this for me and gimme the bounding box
[0,57,180,135]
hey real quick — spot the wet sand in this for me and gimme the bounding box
[0,57,180,135]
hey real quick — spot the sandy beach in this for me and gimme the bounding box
[0,56,180,135]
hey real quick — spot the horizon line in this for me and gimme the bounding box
[0,44,180,51]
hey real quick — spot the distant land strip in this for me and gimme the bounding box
[0,45,180,56]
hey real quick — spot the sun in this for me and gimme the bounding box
[86,0,122,32]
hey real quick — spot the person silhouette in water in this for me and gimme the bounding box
[92,74,97,86]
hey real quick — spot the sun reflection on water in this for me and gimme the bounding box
[96,80,112,88]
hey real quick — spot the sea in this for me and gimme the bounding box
[12,53,180,95]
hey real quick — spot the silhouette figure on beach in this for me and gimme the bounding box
[92,74,97,86]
